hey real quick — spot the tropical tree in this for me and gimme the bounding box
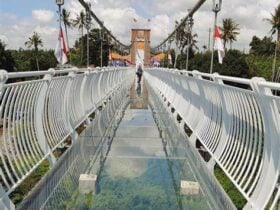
[174,20,198,68]
[249,36,275,56]
[62,8,72,63]
[186,33,199,51]
[72,28,111,67]
[0,40,15,72]
[25,32,43,70]
[221,18,240,50]
[264,3,280,81]
[73,11,86,63]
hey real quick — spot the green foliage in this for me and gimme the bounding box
[249,36,276,56]
[10,160,50,204]
[10,49,57,71]
[72,28,110,67]
[188,51,212,72]
[214,165,246,209]
[245,55,280,80]
[217,50,254,78]
[186,50,254,78]
[0,40,15,72]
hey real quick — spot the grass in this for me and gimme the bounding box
[214,164,246,209]
[9,159,50,205]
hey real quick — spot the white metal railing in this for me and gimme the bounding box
[147,81,237,210]
[145,68,280,210]
[0,67,134,208]
[18,82,130,210]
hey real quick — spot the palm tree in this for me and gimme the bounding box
[184,32,199,52]
[73,11,86,63]
[25,32,43,71]
[62,8,72,63]
[221,18,240,50]
[174,20,199,69]
[264,4,280,82]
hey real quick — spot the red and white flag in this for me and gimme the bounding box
[54,27,68,65]
[214,25,225,64]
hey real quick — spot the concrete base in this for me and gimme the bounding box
[79,174,97,194]
[181,180,200,195]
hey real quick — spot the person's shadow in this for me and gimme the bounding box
[136,83,142,97]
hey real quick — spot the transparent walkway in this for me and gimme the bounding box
[72,81,216,210]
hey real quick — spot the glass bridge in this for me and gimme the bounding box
[68,83,215,210]
[2,0,280,209]
[0,66,279,210]
[15,79,234,210]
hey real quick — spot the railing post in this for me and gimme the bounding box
[0,70,8,89]
[0,70,14,210]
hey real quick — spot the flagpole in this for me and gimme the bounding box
[186,16,193,71]
[100,23,103,67]
[58,5,62,65]
[86,2,91,68]
[210,0,222,74]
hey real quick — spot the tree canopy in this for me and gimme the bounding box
[0,41,15,72]
[221,18,240,49]
[249,35,276,56]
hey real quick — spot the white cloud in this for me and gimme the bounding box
[0,13,17,20]
[1,0,280,52]
[32,9,54,23]
[64,0,279,51]
[0,14,58,49]
[0,34,9,44]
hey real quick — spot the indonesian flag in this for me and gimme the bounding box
[54,27,68,65]
[214,25,225,64]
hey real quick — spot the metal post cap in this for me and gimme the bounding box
[0,70,8,82]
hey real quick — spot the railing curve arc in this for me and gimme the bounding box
[145,68,280,210]
[0,67,134,208]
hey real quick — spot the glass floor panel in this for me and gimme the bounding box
[71,108,214,210]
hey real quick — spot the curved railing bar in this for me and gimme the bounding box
[145,68,280,210]
[0,67,134,209]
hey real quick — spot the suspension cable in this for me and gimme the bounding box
[78,0,130,49]
[151,0,206,51]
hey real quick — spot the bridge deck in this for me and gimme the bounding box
[72,82,213,209]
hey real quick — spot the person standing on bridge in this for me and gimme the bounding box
[136,64,143,83]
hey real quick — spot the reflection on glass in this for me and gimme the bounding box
[136,83,142,97]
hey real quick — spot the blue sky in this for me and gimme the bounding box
[0,0,57,18]
[0,0,279,51]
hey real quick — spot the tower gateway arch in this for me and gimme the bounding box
[130,29,151,66]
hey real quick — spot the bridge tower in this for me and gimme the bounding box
[130,29,151,66]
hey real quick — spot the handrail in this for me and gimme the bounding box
[0,67,134,209]
[145,68,280,210]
